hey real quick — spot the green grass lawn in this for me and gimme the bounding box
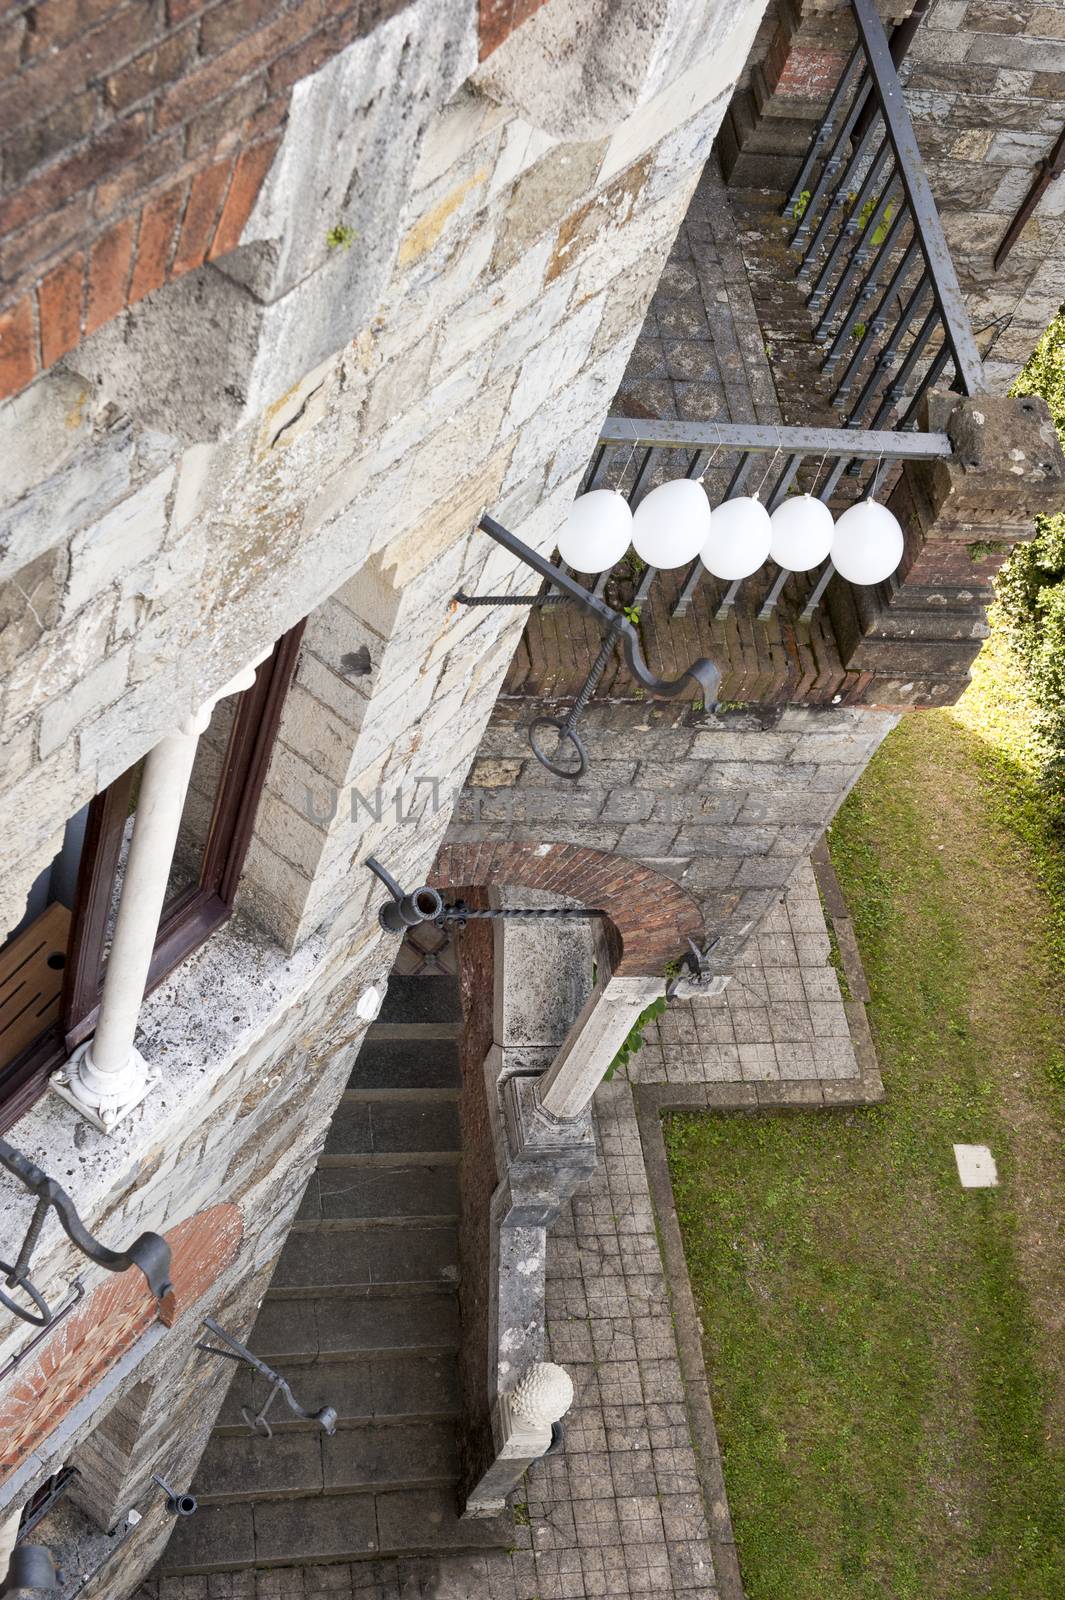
[667,627,1065,1600]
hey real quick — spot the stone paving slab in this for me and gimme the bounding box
[633,858,863,1091]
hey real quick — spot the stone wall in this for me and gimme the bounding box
[0,0,770,1590]
[453,698,898,974]
[0,0,558,402]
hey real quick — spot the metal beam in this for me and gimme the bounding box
[596,416,953,459]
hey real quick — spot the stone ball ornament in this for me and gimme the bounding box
[631,478,712,569]
[768,493,835,572]
[830,499,905,586]
[556,489,633,574]
[510,1361,575,1428]
[699,495,773,581]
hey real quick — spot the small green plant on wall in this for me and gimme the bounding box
[326,223,356,251]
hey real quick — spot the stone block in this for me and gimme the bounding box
[63,467,174,619]
[38,644,131,759]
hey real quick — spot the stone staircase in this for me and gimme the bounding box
[157,974,512,1577]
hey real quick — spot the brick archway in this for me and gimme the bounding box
[431,842,702,976]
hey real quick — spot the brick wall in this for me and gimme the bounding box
[0,0,550,401]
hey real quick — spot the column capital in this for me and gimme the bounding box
[177,647,272,738]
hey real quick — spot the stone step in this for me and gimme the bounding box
[255,1290,460,1361]
[322,1096,461,1157]
[378,976,461,1025]
[193,1420,459,1503]
[216,1353,459,1432]
[348,1034,461,1091]
[159,1488,512,1575]
[296,1162,459,1223]
[273,1223,459,1294]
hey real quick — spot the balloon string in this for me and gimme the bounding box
[812,445,830,500]
[870,450,885,501]
[755,432,783,501]
[699,424,723,484]
[614,423,640,494]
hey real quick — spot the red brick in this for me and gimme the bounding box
[92,128,184,217]
[128,180,184,300]
[0,191,92,291]
[170,155,231,275]
[38,251,85,364]
[183,71,266,157]
[0,294,37,398]
[0,113,147,239]
[25,0,125,56]
[240,91,290,143]
[104,22,200,112]
[3,89,97,189]
[0,2,163,126]
[166,0,206,20]
[478,0,547,61]
[201,0,280,55]
[85,212,134,333]
[209,135,277,260]
[155,0,320,130]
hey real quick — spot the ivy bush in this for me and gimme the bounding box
[997,314,1065,782]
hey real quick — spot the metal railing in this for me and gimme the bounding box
[580,416,953,623]
[784,0,985,425]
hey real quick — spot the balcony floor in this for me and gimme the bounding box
[503,158,871,709]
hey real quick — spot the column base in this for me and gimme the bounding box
[51,1042,160,1134]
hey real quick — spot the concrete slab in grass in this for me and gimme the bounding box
[954,1143,998,1188]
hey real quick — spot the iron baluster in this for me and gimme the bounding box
[0,1141,172,1328]
[806,131,891,311]
[869,304,940,429]
[798,561,838,625]
[785,43,865,217]
[767,452,805,512]
[846,278,931,426]
[849,0,984,395]
[792,75,874,255]
[897,341,954,430]
[833,238,921,401]
[196,1316,338,1437]
[815,180,903,347]
[822,206,909,368]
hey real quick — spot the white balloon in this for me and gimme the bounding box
[830,499,905,585]
[699,496,773,581]
[768,493,835,572]
[556,489,633,574]
[631,478,711,570]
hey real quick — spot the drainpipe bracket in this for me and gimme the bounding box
[51,1044,160,1135]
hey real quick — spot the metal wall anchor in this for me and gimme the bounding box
[0,1140,172,1328]
[0,1545,58,1595]
[666,936,722,999]
[196,1316,338,1437]
[151,1475,197,1517]
[365,857,443,935]
[456,514,720,779]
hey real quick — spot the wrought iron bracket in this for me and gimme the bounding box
[666,936,722,1000]
[151,1475,197,1517]
[0,1140,172,1328]
[456,514,720,777]
[364,863,608,931]
[195,1316,338,1437]
[365,856,443,934]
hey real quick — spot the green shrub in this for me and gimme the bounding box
[999,314,1065,780]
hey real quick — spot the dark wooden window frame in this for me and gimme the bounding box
[0,623,304,1133]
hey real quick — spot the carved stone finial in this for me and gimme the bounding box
[510,1362,574,1428]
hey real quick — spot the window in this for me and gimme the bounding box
[0,624,304,1132]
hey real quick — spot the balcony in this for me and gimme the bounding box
[505,0,1014,714]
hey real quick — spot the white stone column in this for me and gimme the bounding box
[536,973,664,1121]
[54,654,269,1133]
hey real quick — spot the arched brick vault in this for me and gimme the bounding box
[431,842,703,977]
